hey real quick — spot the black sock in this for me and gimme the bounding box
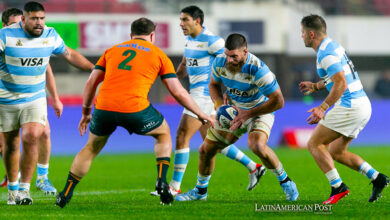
[197,187,207,195]
[280,176,291,185]
[61,172,81,198]
[156,157,170,184]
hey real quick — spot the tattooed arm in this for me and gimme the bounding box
[60,46,94,72]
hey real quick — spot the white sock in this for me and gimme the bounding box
[269,163,287,182]
[325,169,342,188]
[359,162,379,181]
[19,182,30,191]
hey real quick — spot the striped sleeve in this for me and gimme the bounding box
[320,54,343,77]
[254,64,279,95]
[0,30,6,52]
[211,59,221,82]
[52,29,66,55]
[208,36,225,56]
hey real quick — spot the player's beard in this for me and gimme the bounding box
[25,25,43,37]
[225,59,245,74]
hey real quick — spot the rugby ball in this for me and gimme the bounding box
[217,105,238,129]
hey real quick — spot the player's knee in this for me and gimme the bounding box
[41,127,51,140]
[251,142,267,158]
[307,138,319,153]
[329,150,344,162]
[22,131,41,145]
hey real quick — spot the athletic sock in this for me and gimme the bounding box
[221,144,257,172]
[196,173,211,195]
[37,163,49,180]
[7,181,18,191]
[61,172,81,198]
[270,162,288,183]
[156,157,170,184]
[325,168,343,188]
[18,182,30,191]
[170,148,189,190]
[359,162,379,181]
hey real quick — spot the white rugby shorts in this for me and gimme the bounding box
[207,113,275,145]
[183,94,216,118]
[0,98,47,132]
[320,97,371,138]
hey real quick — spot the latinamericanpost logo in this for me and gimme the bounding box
[255,203,333,214]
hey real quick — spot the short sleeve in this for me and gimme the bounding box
[320,54,343,77]
[95,50,107,71]
[52,29,66,55]
[159,52,176,79]
[208,37,225,56]
[211,59,221,82]
[254,63,279,96]
[0,30,6,52]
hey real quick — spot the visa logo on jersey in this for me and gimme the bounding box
[186,58,198,67]
[19,58,44,66]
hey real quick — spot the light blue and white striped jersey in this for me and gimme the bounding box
[316,37,367,108]
[212,52,279,110]
[0,22,65,105]
[184,27,224,97]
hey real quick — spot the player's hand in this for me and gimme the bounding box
[51,97,63,118]
[199,113,215,128]
[229,106,250,131]
[306,106,325,124]
[299,81,315,95]
[78,114,92,136]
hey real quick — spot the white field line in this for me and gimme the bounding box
[0,188,148,200]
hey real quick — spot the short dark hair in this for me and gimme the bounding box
[301,14,327,35]
[131,17,156,35]
[181,5,204,25]
[24,1,45,13]
[2,8,22,25]
[225,33,247,50]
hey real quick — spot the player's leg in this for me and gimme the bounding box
[168,114,202,194]
[16,98,48,205]
[247,113,298,201]
[35,121,56,195]
[145,119,174,204]
[307,124,349,204]
[199,122,262,190]
[329,136,389,202]
[2,130,21,205]
[247,131,298,201]
[176,126,238,201]
[56,132,110,208]
[18,122,45,205]
[0,132,8,188]
[56,109,116,208]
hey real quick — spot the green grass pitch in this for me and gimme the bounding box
[0,146,389,219]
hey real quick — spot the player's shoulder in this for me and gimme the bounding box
[214,53,226,67]
[245,53,268,75]
[317,38,341,60]
[0,22,22,34]
[199,28,223,44]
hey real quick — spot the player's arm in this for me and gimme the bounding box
[45,63,63,118]
[162,77,214,126]
[299,80,325,95]
[78,69,105,135]
[60,46,94,72]
[209,74,224,110]
[230,88,284,131]
[307,71,347,124]
[176,56,188,78]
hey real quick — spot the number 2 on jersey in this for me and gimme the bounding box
[118,50,136,70]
